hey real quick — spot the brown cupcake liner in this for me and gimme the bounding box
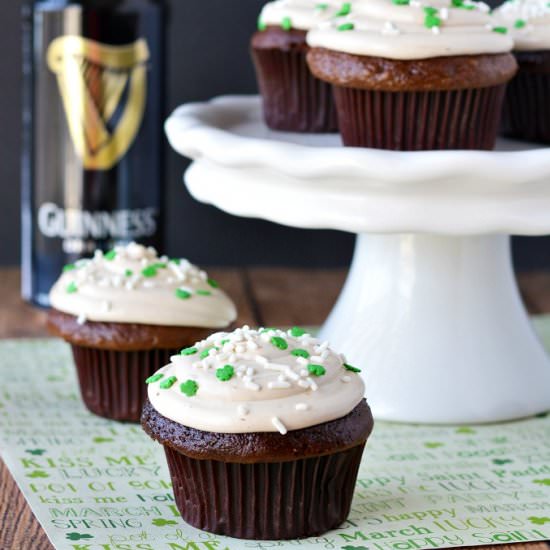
[164,443,365,540]
[333,85,507,151]
[72,345,177,423]
[252,47,338,133]
[501,70,550,144]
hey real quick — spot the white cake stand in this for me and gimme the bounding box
[165,95,550,425]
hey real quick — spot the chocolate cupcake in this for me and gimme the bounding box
[306,0,517,150]
[252,0,341,133]
[47,243,237,422]
[142,326,373,540]
[494,0,550,144]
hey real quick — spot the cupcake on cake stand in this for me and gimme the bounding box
[165,95,550,425]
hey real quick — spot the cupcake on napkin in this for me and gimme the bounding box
[494,0,550,143]
[142,326,373,540]
[47,242,237,422]
[252,0,342,133]
[306,0,517,150]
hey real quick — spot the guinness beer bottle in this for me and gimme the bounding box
[22,0,165,306]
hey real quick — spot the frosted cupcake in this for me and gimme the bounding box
[47,243,237,422]
[142,326,373,540]
[306,0,517,150]
[494,0,550,143]
[251,0,342,132]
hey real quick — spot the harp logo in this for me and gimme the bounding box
[47,36,150,171]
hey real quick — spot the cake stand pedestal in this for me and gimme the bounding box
[166,95,550,424]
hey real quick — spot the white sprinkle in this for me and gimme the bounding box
[247,341,259,351]
[295,403,310,412]
[299,369,308,377]
[298,379,310,389]
[321,350,330,360]
[246,367,255,377]
[244,380,261,392]
[272,417,288,435]
[94,249,104,260]
[141,258,149,267]
[260,332,271,342]
[311,356,324,364]
[440,7,449,19]
[431,25,441,34]
[142,280,156,289]
[318,341,329,352]
[382,21,400,35]
[268,380,292,389]
[235,344,246,354]
[307,378,319,391]
[296,357,309,367]
[238,405,250,416]
[77,313,87,325]
[102,301,112,313]
[341,376,352,383]
[284,368,300,381]
[255,355,269,366]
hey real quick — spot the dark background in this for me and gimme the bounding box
[1,0,549,269]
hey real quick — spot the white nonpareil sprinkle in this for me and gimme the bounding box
[272,417,288,435]
[77,313,87,325]
[295,403,310,411]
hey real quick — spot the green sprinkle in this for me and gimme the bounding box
[308,364,326,377]
[451,0,475,9]
[258,16,267,31]
[424,6,439,15]
[141,266,158,278]
[196,290,212,296]
[180,380,199,397]
[181,347,198,356]
[153,262,167,270]
[200,346,218,360]
[207,278,219,289]
[335,2,352,16]
[292,349,311,359]
[170,258,181,265]
[344,363,362,373]
[160,376,177,390]
[316,3,329,9]
[514,18,526,28]
[281,16,292,31]
[492,26,508,34]
[270,336,288,350]
[146,373,164,384]
[424,13,441,28]
[220,339,230,345]
[338,22,355,31]
[216,365,235,382]
[392,0,410,4]
[290,326,306,337]
[63,263,76,273]
[66,282,78,294]
[104,250,117,261]
[175,288,192,300]
[125,269,133,277]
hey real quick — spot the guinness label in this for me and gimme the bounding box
[46,36,150,171]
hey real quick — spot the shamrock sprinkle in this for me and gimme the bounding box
[291,349,311,359]
[153,262,167,270]
[282,16,292,31]
[335,2,352,16]
[66,282,78,294]
[141,266,158,278]
[338,22,355,31]
[175,288,192,300]
[514,19,526,28]
[308,364,327,377]
[160,376,177,390]
[63,263,76,272]
[344,363,362,373]
[180,380,199,397]
[270,336,288,350]
[170,258,181,265]
[258,16,267,31]
[125,269,133,277]
[207,278,220,289]
[216,365,235,382]
[290,326,306,337]
[196,290,212,296]
[181,347,198,356]
[316,3,329,9]
[104,250,117,261]
[220,339,230,345]
[146,373,164,384]
[493,26,508,33]
[200,346,218,360]
[393,0,410,4]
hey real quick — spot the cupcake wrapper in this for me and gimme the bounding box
[501,71,550,144]
[164,443,365,540]
[333,85,507,151]
[252,47,338,133]
[71,345,176,423]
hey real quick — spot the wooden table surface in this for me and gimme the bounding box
[1,267,549,550]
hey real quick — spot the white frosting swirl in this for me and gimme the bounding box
[147,326,365,434]
[493,0,550,51]
[306,0,514,60]
[259,0,344,31]
[49,243,237,328]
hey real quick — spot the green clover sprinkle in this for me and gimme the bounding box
[180,380,199,397]
[146,373,164,384]
[141,266,158,278]
[207,278,219,289]
[220,339,230,345]
[308,364,326,377]
[290,326,306,337]
[196,290,212,296]
[63,263,76,272]
[258,16,267,31]
[170,258,181,265]
[344,363,362,373]
[181,347,198,356]
[514,18,526,28]
[393,0,410,4]
[175,288,192,300]
[451,0,474,9]
[425,14,441,28]
[335,2,352,16]
[281,16,292,31]
[338,22,355,31]
[291,349,310,359]
[160,376,177,390]
[216,365,235,382]
[66,282,78,294]
[270,336,288,350]
[493,26,508,34]
[200,346,218,360]
[125,269,133,277]
[316,3,329,10]
[153,262,167,270]
[424,6,439,15]
[104,250,117,261]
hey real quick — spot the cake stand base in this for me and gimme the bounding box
[320,234,550,424]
